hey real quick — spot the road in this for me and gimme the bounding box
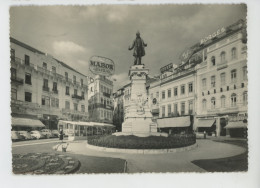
[11,138,246,173]
[68,139,246,173]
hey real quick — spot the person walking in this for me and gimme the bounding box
[203,131,206,139]
[59,128,64,143]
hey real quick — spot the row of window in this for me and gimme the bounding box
[100,110,112,120]
[11,89,86,112]
[202,83,246,96]
[100,85,112,94]
[161,101,194,117]
[152,82,193,100]
[11,49,84,86]
[210,47,238,66]
[202,92,247,110]
[101,97,113,106]
[11,68,85,97]
[42,96,59,108]
[65,101,85,112]
[201,67,247,90]
[65,86,85,98]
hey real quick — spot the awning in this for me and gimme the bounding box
[157,116,190,128]
[57,120,115,127]
[103,123,115,127]
[12,117,45,128]
[194,119,215,128]
[225,121,247,129]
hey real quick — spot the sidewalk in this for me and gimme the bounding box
[64,139,246,173]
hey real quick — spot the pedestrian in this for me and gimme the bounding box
[204,131,206,139]
[59,128,64,143]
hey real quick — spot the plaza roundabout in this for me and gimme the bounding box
[12,152,80,174]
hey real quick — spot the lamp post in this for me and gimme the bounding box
[47,116,50,130]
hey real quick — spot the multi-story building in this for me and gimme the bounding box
[88,75,114,123]
[148,78,160,119]
[196,19,247,137]
[112,88,125,131]
[10,37,89,129]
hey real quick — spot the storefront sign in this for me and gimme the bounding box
[89,56,115,76]
[160,63,173,73]
[200,27,226,45]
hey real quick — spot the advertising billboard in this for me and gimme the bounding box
[89,56,115,76]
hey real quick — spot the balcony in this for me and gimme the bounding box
[72,94,84,100]
[11,99,40,112]
[103,92,111,98]
[217,61,228,70]
[42,86,50,92]
[53,73,64,80]
[37,66,51,75]
[52,89,59,94]
[88,103,114,110]
[11,76,24,85]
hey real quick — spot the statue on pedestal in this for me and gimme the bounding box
[128,31,147,65]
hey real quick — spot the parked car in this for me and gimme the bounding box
[41,129,54,138]
[18,131,32,140]
[11,131,25,141]
[30,130,44,139]
[51,130,59,138]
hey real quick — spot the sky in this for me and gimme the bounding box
[10,4,246,91]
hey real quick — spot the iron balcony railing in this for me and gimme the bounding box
[42,86,50,92]
[52,89,59,94]
[72,94,84,100]
[103,92,111,98]
[11,76,24,85]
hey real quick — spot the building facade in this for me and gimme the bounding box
[10,38,89,129]
[112,88,125,131]
[88,75,114,123]
[196,19,247,136]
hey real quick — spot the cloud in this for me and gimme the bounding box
[112,73,129,91]
[77,60,88,66]
[52,41,86,56]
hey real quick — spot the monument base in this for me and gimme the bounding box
[115,64,168,137]
[113,117,168,137]
[113,132,168,137]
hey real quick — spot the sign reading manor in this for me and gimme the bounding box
[89,56,115,76]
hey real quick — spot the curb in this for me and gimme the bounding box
[86,143,198,154]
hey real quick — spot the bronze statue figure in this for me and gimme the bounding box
[128,31,147,65]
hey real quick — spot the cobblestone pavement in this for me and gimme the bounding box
[66,139,246,173]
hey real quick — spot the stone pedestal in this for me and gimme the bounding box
[114,65,163,137]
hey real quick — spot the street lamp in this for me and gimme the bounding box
[47,116,50,130]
